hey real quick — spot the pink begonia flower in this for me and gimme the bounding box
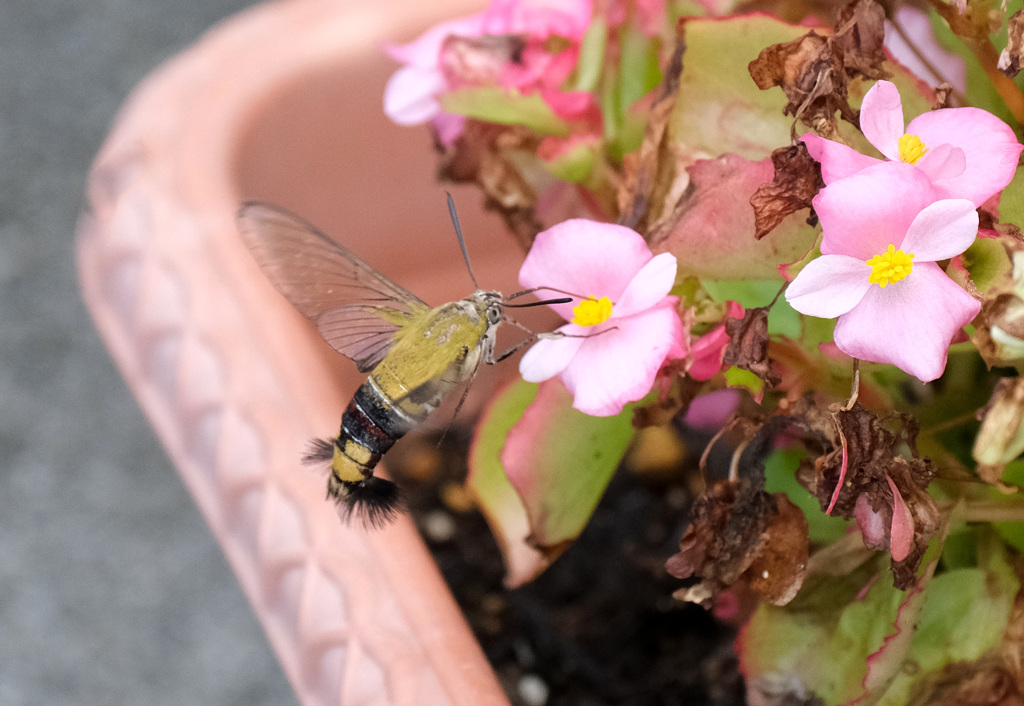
[802,80,1022,207]
[518,220,686,416]
[383,0,593,144]
[785,162,980,382]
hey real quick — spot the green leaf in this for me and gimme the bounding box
[500,379,637,552]
[874,534,1018,705]
[540,138,597,183]
[441,87,571,136]
[671,16,808,161]
[467,379,550,587]
[573,17,607,93]
[998,165,1024,229]
[739,558,914,706]
[701,280,801,337]
[724,366,764,397]
[962,235,1012,295]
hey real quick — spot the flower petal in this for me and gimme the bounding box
[519,324,585,382]
[383,66,446,125]
[860,80,905,161]
[560,303,684,416]
[887,475,915,562]
[915,143,965,182]
[484,0,593,40]
[614,253,678,317]
[384,15,487,67]
[814,162,940,258]
[899,199,978,262]
[832,262,980,381]
[785,255,872,318]
[908,106,1023,206]
[519,220,653,321]
[802,133,881,184]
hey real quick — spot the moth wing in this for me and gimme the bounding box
[238,201,430,372]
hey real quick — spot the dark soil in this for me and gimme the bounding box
[388,429,747,706]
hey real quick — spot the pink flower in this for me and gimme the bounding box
[383,0,593,143]
[518,219,685,416]
[785,163,980,382]
[802,80,1022,207]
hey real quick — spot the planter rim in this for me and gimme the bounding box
[76,1,510,704]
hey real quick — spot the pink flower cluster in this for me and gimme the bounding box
[787,81,1022,382]
[383,0,594,145]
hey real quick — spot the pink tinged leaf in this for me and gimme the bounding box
[614,253,678,317]
[500,378,636,583]
[785,255,872,318]
[909,106,1024,207]
[899,198,978,262]
[802,133,882,185]
[814,162,939,258]
[853,562,935,704]
[518,323,586,382]
[886,475,914,562]
[560,301,685,416]
[467,380,551,588]
[383,66,447,125]
[859,80,905,161]
[915,143,966,182]
[519,219,654,321]
[855,493,887,549]
[648,154,818,280]
[832,263,981,382]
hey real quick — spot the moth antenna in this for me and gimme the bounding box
[302,438,335,465]
[446,192,479,289]
[333,476,406,529]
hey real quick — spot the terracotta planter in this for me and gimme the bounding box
[76,1,520,703]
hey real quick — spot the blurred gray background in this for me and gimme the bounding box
[1,1,299,703]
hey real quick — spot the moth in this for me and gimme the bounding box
[237,198,568,527]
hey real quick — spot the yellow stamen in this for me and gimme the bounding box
[571,295,613,326]
[866,244,914,288]
[897,133,928,165]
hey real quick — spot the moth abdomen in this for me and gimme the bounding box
[328,474,405,528]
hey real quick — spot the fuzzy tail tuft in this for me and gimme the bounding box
[334,476,406,529]
[302,438,335,465]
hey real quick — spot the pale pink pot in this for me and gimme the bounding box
[76,0,521,704]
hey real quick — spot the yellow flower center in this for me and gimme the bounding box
[571,295,613,326]
[866,244,915,288]
[898,133,929,165]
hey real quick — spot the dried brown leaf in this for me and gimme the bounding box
[437,121,542,251]
[831,0,888,81]
[724,306,781,390]
[748,0,890,139]
[999,10,1024,79]
[745,495,810,605]
[751,143,824,240]
[793,402,939,589]
[617,32,686,233]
